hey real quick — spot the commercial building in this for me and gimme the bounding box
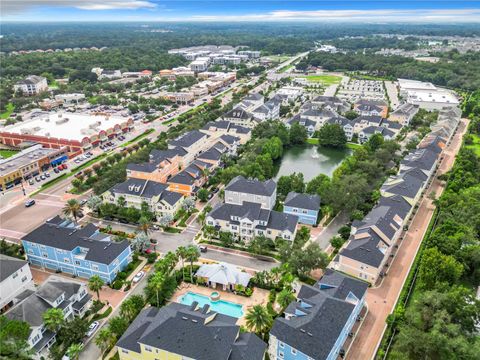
[398,78,460,110]
[0,144,68,190]
[6,276,92,359]
[0,255,35,313]
[269,270,368,360]
[116,302,267,360]
[14,75,48,96]
[22,216,132,283]
[0,112,133,156]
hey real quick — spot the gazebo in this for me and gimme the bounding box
[195,262,252,291]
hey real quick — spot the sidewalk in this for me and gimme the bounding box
[347,119,468,360]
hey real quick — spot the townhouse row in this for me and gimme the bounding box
[331,106,461,284]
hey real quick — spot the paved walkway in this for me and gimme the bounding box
[347,119,468,360]
[384,81,400,110]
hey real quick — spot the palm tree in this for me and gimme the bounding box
[88,275,105,301]
[95,328,115,355]
[149,272,165,306]
[86,195,102,214]
[42,308,64,332]
[120,299,137,321]
[276,289,296,310]
[185,245,200,281]
[63,199,83,224]
[176,246,188,281]
[138,216,152,236]
[245,305,272,338]
[66,343,83,360]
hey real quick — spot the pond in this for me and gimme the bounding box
[274,145,351,182]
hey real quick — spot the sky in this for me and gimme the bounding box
[2,1,480,23]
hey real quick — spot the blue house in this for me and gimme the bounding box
[283,192,320,225]
[269,269,368,360]
[21,216,132,284]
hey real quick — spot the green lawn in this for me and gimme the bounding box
[302,74,342,85]
[0,149,19,158]
[0,103,15,119]
[466,134,480,156]
[279,64,293,73]
[121,129,154,147]
[306,138,362,150]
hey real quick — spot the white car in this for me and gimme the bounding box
[132,271,145,283]
[86,321,99,337]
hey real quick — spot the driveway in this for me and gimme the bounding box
[313,211,349,250]
[347,119,468,360]
[384,81,400,110]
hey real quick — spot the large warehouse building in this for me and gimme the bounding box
[0,112,133,156]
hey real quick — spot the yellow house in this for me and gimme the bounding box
[116,303,267,360]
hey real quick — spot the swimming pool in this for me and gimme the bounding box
[178,291,244,318]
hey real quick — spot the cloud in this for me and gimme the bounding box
[1,0,157,15]
[190,8,480,23]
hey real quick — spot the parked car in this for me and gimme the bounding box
[28,179,35,185]
[25,199,36,208]
[145,245,155,254]
[53,168,60,174]
[45,172,51,178]
[132,271,145,283]
[35,176,41,182]
[199,245,208,253]
[86,321,99,337]
[40,175,46,180]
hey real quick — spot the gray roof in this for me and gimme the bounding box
[209,202,298,233]
[355,115,384,125]
[284,192,320,211]
[229,124,251,134]
[169,130,208,149]
[244,93,263,102]
[381,171,425,199]
[110,178,168,198]
[160,191,184,206]
[401,148,438,172]
[327,116,352,127]
[340,230,387,267]
[220,134,240,145]
[271,291,355,360]
[288,114,316,129]
[202,120,230,131]
[317,269,369,301]
[36,279,81,303]
[253,104,270,114]
[225,176,276,197]
[198,147,223,161]
[0,255,28,282]
[117,303,266,360]
[224,108,252,120]
[127,148,186,172]
[22,216,130,265]
[169,170,196,185]
[355,99,387,107]
[16,75,45,85]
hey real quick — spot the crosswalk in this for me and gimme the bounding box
[184,224,200,235]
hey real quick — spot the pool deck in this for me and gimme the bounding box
[171,283,269,325]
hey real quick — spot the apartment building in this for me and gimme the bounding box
[14,75,48,96]
[283,192,320,226]
[22,216,132,283]
[224,176,277,210]
[116,302,266,360]
[389,103,419,126]
[0,255,35,313]
[168,130,210,164]
[103,178,184,218]
[269,270,368,360]
[354,99,389,118]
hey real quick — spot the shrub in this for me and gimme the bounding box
[147,252,158,263]
[111,279,124,290]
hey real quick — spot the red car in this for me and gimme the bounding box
[145,245,156,254]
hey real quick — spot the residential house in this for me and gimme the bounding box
[98,70,122,80]
[195,262,252,291]
[224,175,277,210]
[326,117,354,141]
[283,192,320,225]
[287,115,317,138]
[358,126,395,144]
[116,303,267,360]
[14,75,48,96]
[168,130,210,163]
[222,108,258,128]
[103,178,184,219]
[6,276,92,359]
[354,100,388,118]
[167,161,211,196]
[21,216,132,283]
[0,255,35,313]
[268,269,368,360]
[126,147,187,183]
[311,96,350,113]
[389,103,419,126]
[206,201,299,242]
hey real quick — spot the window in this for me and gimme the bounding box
[64,258,70,264]
[28,249,34,254]
[92,265,99,271]
[279,342,284,348]
[121,349,129,354]
[42,252,48,258]
[21,276,28,283]
[75,260,81,266]
[279,351,284,359]
[144,346,152,352]
[12,272,18,279]
[291,348,297,355]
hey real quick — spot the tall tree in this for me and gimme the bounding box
[88,275,105,301]
[95,328,115,355]
[176,246,188,281]
[0,316,32,360]
[317,123,347,148]
[185,245,200,281]
[245,305,273,338]
[149,272,165,306]
[42,308,64,332]
[63,199,83,224]
[137,216,152,236]
[65,343,83,360]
